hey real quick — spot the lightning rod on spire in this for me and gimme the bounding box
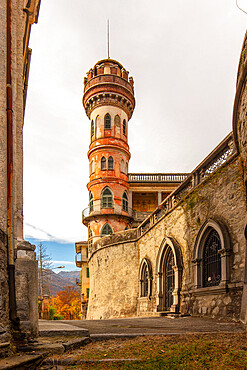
[107,19,110,59]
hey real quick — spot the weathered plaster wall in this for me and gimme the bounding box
[87,229,139,319]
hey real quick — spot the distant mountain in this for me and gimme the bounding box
[42,269,80,296]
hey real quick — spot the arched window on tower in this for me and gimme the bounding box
[123,119,127,136]
[89,192,94,213]
[108,156,114,170]
[101,156,106,170]
[101,187,113,208]
[88,228,93,250]
[122,191,128,212]
[91,120,94,136]
[104,113,111,129]
[120,159,125,173]
[114,115,120,126]
[101,223,113,236]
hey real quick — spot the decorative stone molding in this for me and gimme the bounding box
[155,237,183,313]
[192,219,231,290]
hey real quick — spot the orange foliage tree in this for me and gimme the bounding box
[51,286,81,320]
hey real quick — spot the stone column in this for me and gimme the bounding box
[129,190,133,209]
[157,191,162,206]
[15,241,38,337]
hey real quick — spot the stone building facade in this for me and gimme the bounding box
[0,1,40,347]
[85,33,247,323]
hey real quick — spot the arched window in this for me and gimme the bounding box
[108,156,114,170]
[193,220,231,290]
[91,120,94,136]
[203,229,221,287]
[101,187,113,208]
[122,191,128,212]
[139,259,152,298]
[123,119,127,135]
[101,156,106,170]
[101,223,113,236]
[104,113,111,129]
[89,159,94,175]
[88,229,93,249]
[89,192,94,213]
[120,159,125,173]
[114,115,120,126]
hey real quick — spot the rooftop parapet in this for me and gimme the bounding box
[83,59,135,119]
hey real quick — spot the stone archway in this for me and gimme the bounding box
[156,237,183,313]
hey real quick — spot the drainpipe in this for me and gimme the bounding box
[6,0,18,326]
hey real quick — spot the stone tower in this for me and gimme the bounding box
[82,59,135,247]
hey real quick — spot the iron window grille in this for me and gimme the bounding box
[203,229,221,287]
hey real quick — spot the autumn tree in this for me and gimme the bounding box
[51,286,81,320]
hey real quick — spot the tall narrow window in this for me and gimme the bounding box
[101,187,113,208]
[91,120,94,136]
[120,159,125,173]
[101,156,106,170]
[88,229,93,249]
[86,288,90,299]
[89,192,94,213]
[101,223,113,236]
[104,113,111,129]
[140,259,152,298]
[114,115,120,126]
[203,229,221,287]
[122,191,128,212]
[123,119,127,135]
[108,156,114,170]
[86,267,90,278]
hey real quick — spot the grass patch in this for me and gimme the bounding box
[49,333,247,369]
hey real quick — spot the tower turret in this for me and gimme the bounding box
[82,59,135,246]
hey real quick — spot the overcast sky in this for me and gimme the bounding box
[23,0,247,247]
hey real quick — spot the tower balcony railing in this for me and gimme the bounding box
[82,200,133,222]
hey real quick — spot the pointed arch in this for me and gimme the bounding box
[192,219,231,289]
[101,156,106,170]
[122,191,128,212]
[108,156,114,170]
[156,237,183,313]
[114,114,120,126]
[139,258,153,298]
[104,113,111,129]
[101,187,113,208]
[101,223,113,236]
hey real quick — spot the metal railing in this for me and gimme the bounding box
[128,173,188,183]
[82,200,133,221]
[138,133,236,236]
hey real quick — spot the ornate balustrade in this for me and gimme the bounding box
[128,173,188,183]
[138,133,236,237]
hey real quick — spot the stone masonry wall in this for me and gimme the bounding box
[88,155,246,320]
